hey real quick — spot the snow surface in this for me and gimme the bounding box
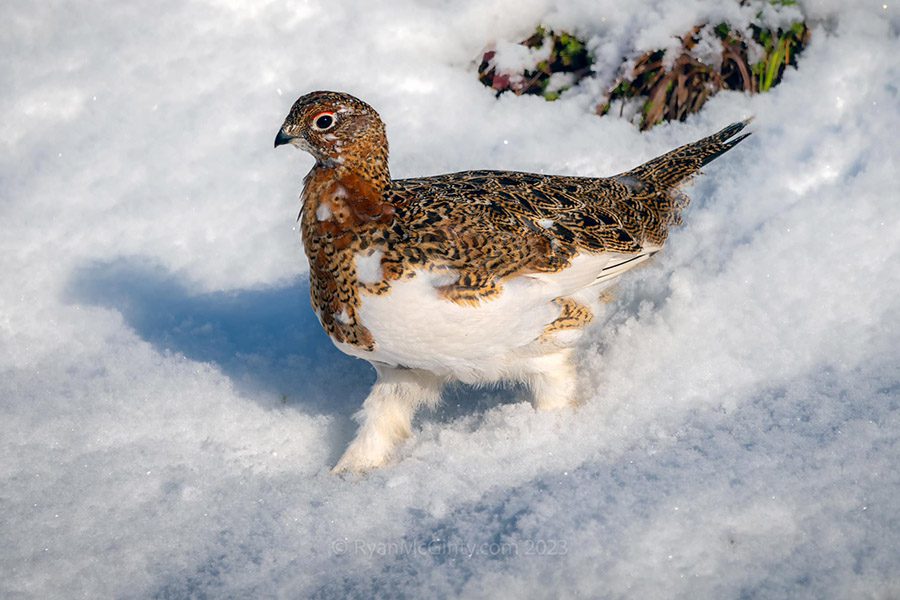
[2,1,899,598]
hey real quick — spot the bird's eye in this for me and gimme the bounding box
[312,112,335,131]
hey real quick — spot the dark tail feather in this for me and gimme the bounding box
[623,118,752,190]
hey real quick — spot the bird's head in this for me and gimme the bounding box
[274,91,388,168]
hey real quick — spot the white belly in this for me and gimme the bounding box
[331,251,640,383]
[349,272,556,380]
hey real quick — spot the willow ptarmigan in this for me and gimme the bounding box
[274,91,749,473]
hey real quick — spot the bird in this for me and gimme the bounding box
[274,90,749,473]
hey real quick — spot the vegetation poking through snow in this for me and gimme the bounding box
[479,8,809,129]
[598,19,810,130]
[477,26,592,100]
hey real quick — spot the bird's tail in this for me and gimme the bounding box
[622,118,752,191]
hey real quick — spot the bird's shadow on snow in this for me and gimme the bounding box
[65,257,371,416]
[64,257,520,420]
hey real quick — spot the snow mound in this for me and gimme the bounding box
[2,1,898,597]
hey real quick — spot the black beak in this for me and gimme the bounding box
[274,129,295,148]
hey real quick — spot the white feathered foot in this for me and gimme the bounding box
[528,349,579,411]
[332,349,580,473]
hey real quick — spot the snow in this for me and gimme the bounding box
[489,38,554,74]
[2,0,899,598]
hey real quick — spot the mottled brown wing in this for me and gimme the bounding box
[382,119,750,301]
[390,170,652,256]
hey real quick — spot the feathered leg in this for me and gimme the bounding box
[528,349,578,411]
[333,366,443,473]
